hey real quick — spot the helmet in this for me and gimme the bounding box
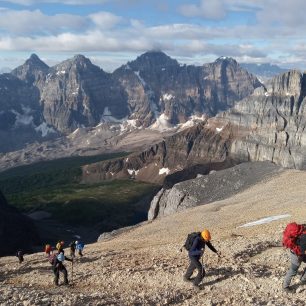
[201,229,211,241]
[57,253,65,262]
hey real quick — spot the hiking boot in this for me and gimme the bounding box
[283,287,294,293]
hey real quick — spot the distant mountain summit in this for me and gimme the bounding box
[11,53,49,89]
[240,63,288,81]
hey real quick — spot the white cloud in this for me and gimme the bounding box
[89,11,123,29]
[0,9,87,35]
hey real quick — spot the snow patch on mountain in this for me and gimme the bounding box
[12,109,33,126]
[35,122,56,137]
[159,168,170,175]
[178,115,206,130]
[134,71,146,87]
[127,169,139,176]
[162,93,174,101]
[239,214,291,228]
[149,113,173,131]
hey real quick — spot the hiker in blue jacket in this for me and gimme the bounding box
[52,250,73,286]
[184,229,220,289]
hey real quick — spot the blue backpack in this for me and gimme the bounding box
[76,242,84,250]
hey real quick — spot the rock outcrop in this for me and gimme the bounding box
[0,190,40,256]
[148,161,282,220]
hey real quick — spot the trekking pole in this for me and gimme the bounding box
[71,260,74,286]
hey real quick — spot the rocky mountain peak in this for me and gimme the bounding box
[214,56,238,65]
[54,54,94,72]
[128,50,179,71]
[11,53,49,86]
[269,69,303,96]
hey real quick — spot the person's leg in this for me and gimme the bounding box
[191,256,204,286]
[283,252,301,289]
[184,256,196,280]
[53,267,59,286]
[62,266,69,285]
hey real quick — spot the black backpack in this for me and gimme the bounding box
[184,232,201,250]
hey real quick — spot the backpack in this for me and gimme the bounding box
[282,222,306,255]
[48,253,57,265]
[76,242,84,250]
[183,232,201,251]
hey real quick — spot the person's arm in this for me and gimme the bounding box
[65,256,73,262]
[206,241,219,254]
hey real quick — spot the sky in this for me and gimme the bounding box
[0,0,305,72]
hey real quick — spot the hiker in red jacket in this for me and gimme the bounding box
[283,223,306,293]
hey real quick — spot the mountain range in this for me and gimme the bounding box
[0,51,261,155]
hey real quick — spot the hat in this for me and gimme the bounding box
[201,229,211,241]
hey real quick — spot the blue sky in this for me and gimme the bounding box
[0,0,305,72]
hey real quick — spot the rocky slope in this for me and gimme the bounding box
[0,190,40,256]
[81,120,237,184]
[1,168,306,305]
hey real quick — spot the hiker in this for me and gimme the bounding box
[52,249,73,286]
[56,241,65,252]
[69,241,76,258]
[183,229,221,290]
[76,241,84,257]
[16,250,24,264]
[283,222,306,292]
[44,244,52,256]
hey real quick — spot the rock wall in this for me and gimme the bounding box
[220,70,306,169]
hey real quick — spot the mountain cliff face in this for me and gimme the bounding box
[220,70,306,169]
[0,73,51,153]
[40,55,128,133]
[0,190,40,256]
